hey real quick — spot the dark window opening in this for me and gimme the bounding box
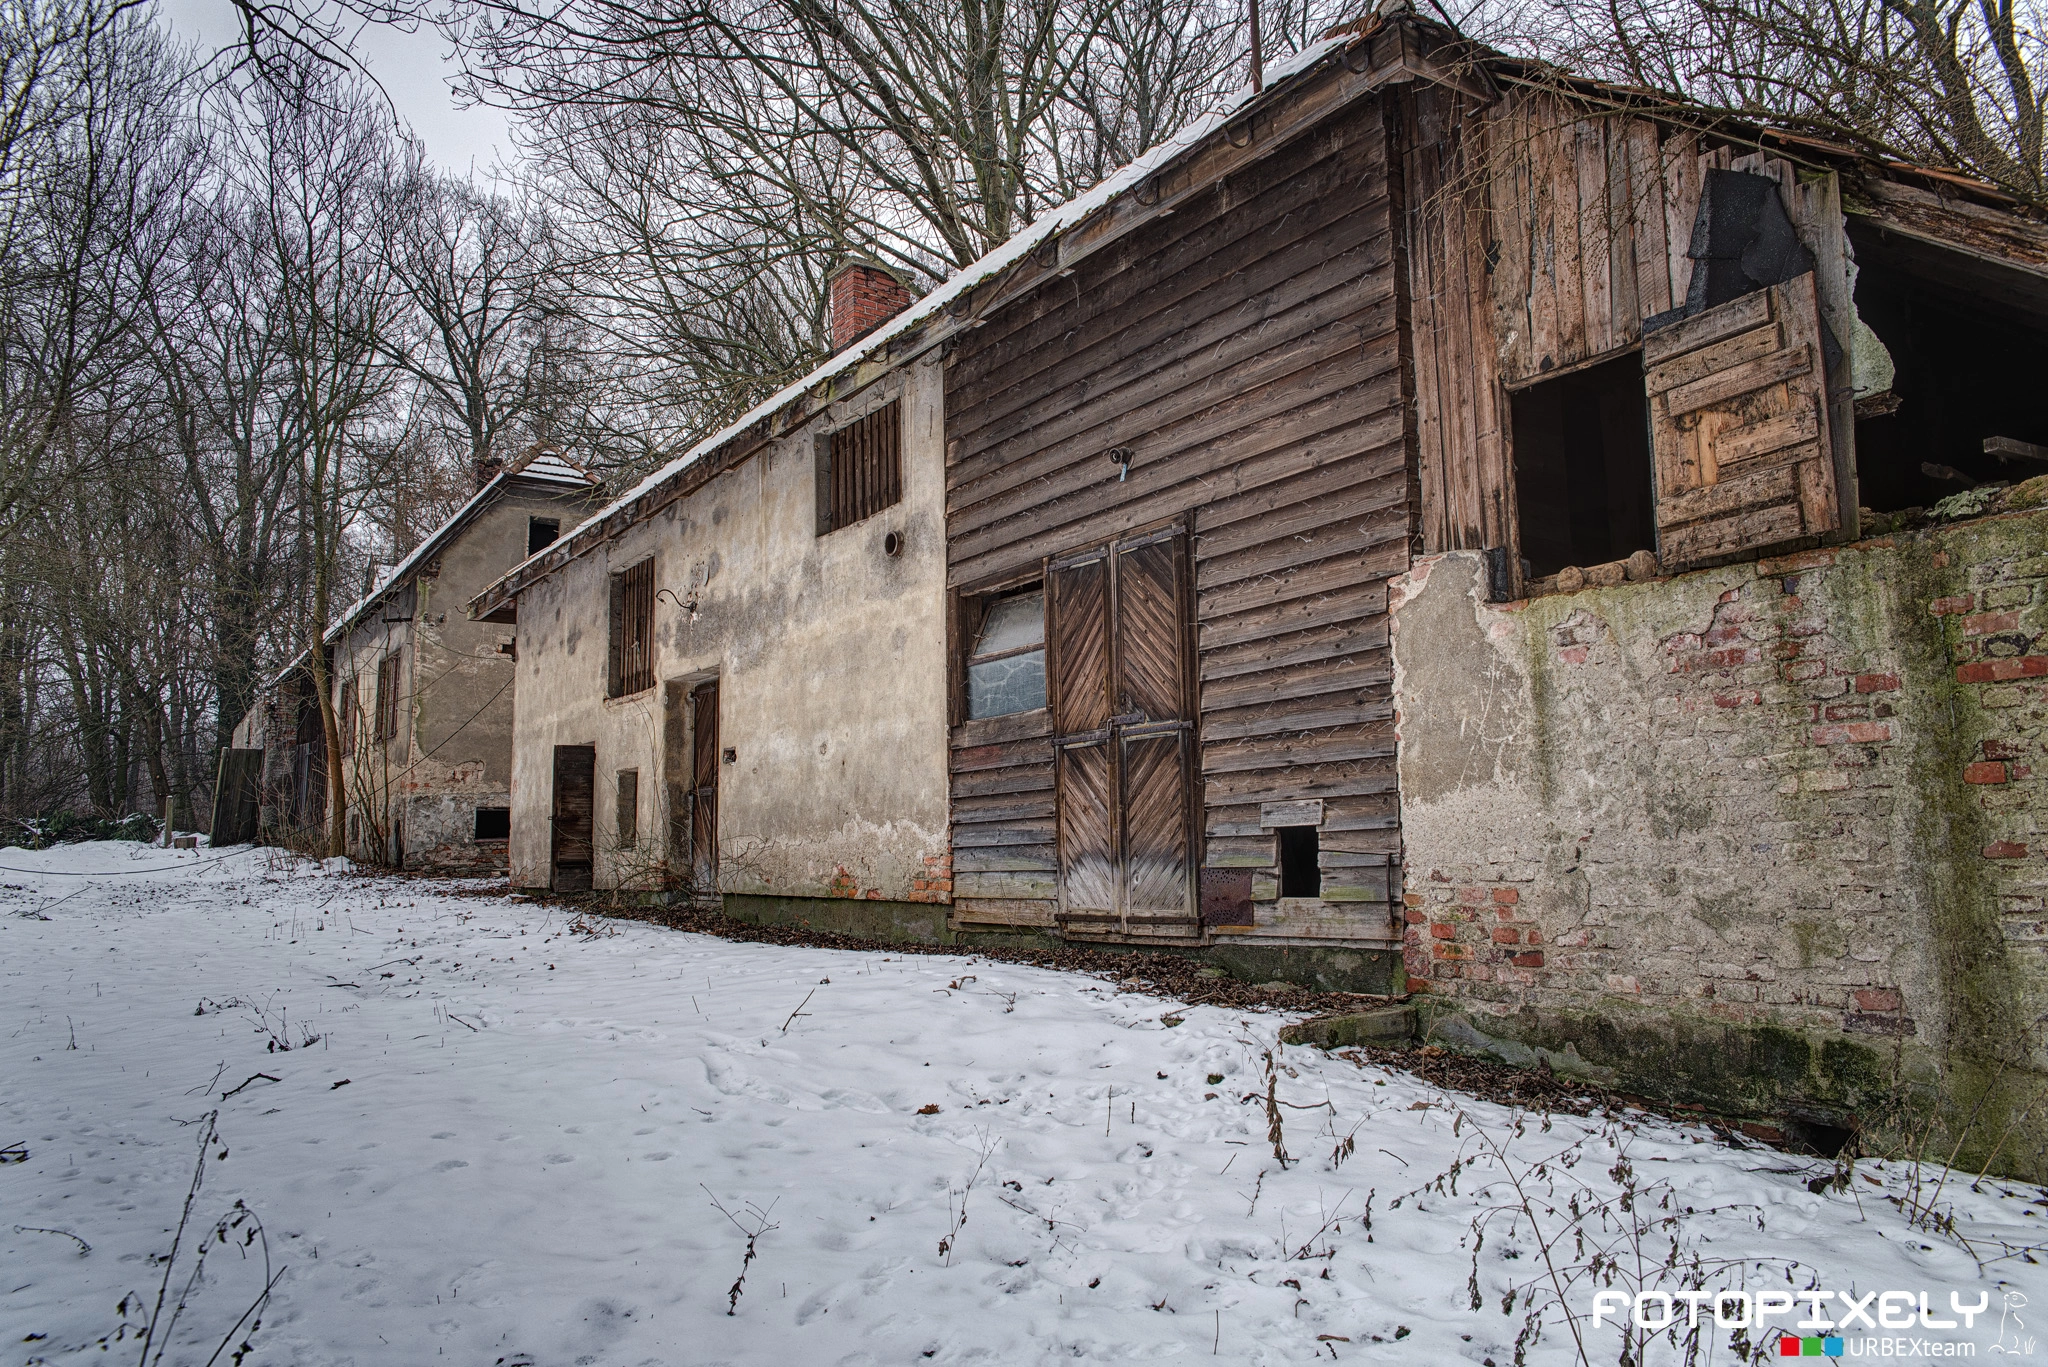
[608,558,655,698]
[964,587,1046,719]
[473,806,510,841]
[528,517,560,554]
[1510,353,1657,580]
[1846,222,2048,516]
[1277,825,1321,899]
[818,401,902,534]
[616,770,638,848]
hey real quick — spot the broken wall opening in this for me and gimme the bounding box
[1277,825,1321,899]
[1509,353,1657,580]
[1848,222,2048,512]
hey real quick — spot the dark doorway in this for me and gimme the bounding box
[551,744,596,893]
[1277,826,1321,898]
[1846,222,2048,513]
[689,682,719,897]
[1510,353,1657,578]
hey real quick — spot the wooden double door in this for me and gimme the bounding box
[1049,528,1198,938]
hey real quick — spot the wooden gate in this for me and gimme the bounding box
[550,744,596,893]
[689,681,720,897]
[1048,528,1197,940]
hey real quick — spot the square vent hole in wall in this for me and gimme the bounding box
[1511,353,1657,583]
[1277,826,1320,899]
[528,518,559,554]
[473,806,510,841]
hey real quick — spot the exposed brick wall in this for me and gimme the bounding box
[1389,513,2048,1174]
[830,262,913,352]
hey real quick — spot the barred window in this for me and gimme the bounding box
[817,401,901,535]
[609,558,655,698]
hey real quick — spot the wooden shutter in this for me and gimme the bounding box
[689,681,719,894]
[1049,550,1112,734]
[1643,273,1839,570]
[618,559,655,695]
[338,679,357,751]
[1115,531,1193,919]
[551,744,596,893]
[1049,548,1114,917]
[825,401,902,532]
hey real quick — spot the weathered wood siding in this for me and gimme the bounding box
[943,92,1411,937]
[1404,85,1857,559]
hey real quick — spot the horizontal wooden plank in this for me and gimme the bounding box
[1200,580,1389,653]
[1196,503,1409,590]
[1659,464,1797,525]
[1201,758,1396,804]
[951,898,1059,927]
[1198,655,1393,712]
[1194,424,1406,535]
[1641,289,1773,364]
[1659,500,1805,565]
[950,792,1056,825]
[951,736,1054,775]
[951,709,1052,749]
[1200,693,1394,742]
[1197,539,1409,619]
[1319,848,1397,868]
[951,819,1056,848]
[1319,828,1403,855]
[1643,321,1778,395]
[1205,793,1396,836]
[1205,834,1276,866]
[954,870,1060,900]
[1202,723,1396,774]
[952,845,1057,873]
[1200,617,1389,683]
[1664,343,1811,416]
[1716,406,1820,466]
[950,762,1054,800]
[1192,465,1408,563]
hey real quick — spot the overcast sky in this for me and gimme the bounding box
[153,0,519,176]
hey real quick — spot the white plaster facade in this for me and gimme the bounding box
[504,356,950,899]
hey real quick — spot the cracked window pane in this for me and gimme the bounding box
[967,651,1046,718]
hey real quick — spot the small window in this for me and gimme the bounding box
[818,401,901,535]
[1510,353,1656,581]
[1277,826,1321,899]
[374,654,403,741]
[608,558,655,698]
[965,589,1046,719]
[473,806,510,841]
[528,517,560,555]
[616,770,639,848]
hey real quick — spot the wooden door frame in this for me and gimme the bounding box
[549,743,597,893]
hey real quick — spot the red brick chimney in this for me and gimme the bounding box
[829,261,913,352]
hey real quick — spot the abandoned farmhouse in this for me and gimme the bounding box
[244,13,2048,1174]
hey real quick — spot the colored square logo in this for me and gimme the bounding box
[1780,1338,1843,1357]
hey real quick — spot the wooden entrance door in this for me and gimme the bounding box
[1048,528,1196,938]
[688,681,719,897]
[550,744,596,893]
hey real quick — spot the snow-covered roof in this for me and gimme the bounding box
[324,448,599,648]
[470,25,1368,615]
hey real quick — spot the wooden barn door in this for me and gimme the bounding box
[1643,273,1839,570]
[551,744,596,893]
[1048,528,1196,939]
[688,681,720,896]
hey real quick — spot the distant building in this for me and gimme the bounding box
[225,449,602,870]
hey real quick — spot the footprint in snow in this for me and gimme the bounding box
[433,1159,468,1171]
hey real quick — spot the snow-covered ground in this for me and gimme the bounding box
[1,842,2042,1366]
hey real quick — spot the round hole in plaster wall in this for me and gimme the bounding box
[883,529,904,557]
